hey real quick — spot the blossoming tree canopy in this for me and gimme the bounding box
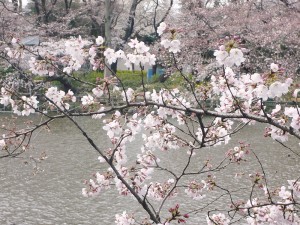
[1,30,300,225]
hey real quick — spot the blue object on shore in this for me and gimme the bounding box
[147,69,153,80]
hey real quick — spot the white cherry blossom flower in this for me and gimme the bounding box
[115,211,135,225]
[161,39,171,49]
[115,50,126,59]
[92,86,104,98]
[0,87,13,106]
[104,48,117,65]
[21,96,39,116]
[157,22,167,36]
[45,87,70,110]
[207,213,230,225]
[81,95,94,106]
[0,139,6,149]
[169,40,181,53]
[270,63,279,72]
[214,49,229,65]
[135,41,149,54]
[288,180,300,198]
[103,120,122,139]
[278,186,291,199]
[128,38,139,48]
[95,36,104,45]
[229,48,245,66]
[185,180,207,200]
[11,37,17,44]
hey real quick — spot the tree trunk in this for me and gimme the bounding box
[154,0,174,36]
[64,0,69,14]
[123,0,139,43]
[104,0,112,78]
[33,0,41,23]
[12,0,18,11]
[90,16,104,37]
[18,0,22,12]
[112,0,140,74]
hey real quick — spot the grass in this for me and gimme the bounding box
[70,70,187,92]
[30,69,189,97]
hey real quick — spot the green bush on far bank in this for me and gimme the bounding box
[79,70,146,87]
[32,69,187,94]
[76,70,186,91]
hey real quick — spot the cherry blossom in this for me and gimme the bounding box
[103,120,122,139]
[135,42,150,54]
[29,57,56,76]
[288,180,300,198]
[104,48,117,65]
[45,87,72,110]
[92,86,104,98]
[95,36,104,46]
[284,107,300,130]
[214,46,245,67]
[0,88,13,106]
[157,22,167,36]
[226,143,250,163]
[270,63,279,73]
[169,40,181,53]
[122,88,135,102]
[161,39,171,49]
[115,211,135,225]
[243,196,300,224]
[148,179,177,201]
[20,96,39,116]
[278,186,291,200]
[81,95,94,106]
[161,39,181,53]
[207,213,230,225]
[185,180,207,200]
[0,139,6,149]
[5,38,24,59]
[128,38,139,49]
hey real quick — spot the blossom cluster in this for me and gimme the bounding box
[243,193,300,225]
[184,180,207,200]
[82,171,111,197]
[226,143,250,163]
[63,36,91,74]
[196,118,233,146]
[5,38,25,59]
[214,45,245,67]
[210,66,293,115]
[207,180,300,225]
[148,179,177,201]
[103,38,156,69]
[0,87,39,116]
[115,211,135,225]
[158,22,181,54]
[45,87,76,110]
[207,213,230,225]
[29,57,56,76]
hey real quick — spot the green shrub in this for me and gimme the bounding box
[35,69,188,93]
[80,71,104,83]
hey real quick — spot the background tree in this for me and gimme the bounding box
[174,0,300,81]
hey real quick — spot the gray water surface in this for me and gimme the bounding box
[0,115,299,224]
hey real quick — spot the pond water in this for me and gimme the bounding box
[0,115,299,224]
